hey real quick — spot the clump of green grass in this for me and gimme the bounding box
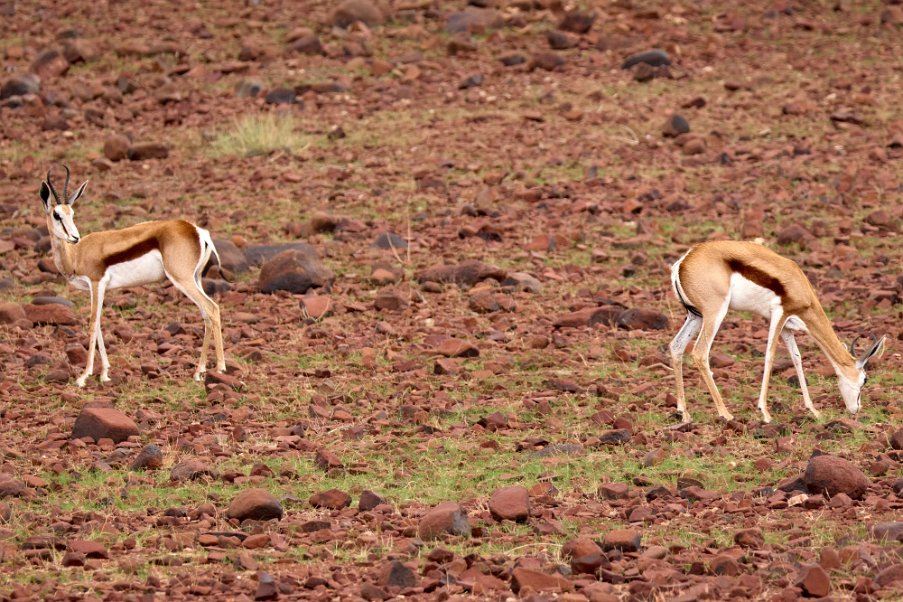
[210,113,310,157]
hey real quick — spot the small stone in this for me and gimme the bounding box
[446,7,502,34]
[797,564,830,597]
[255,572,278,601]
[435,339,479,358]
[871,522,903,543]
[359,490,385,511]
[662,114,690,137]
[103,135,132,162]
[301,295,332,319]
[68,539,109,559]
[511,568,574,594]
[374,290,408,311]
[734,528,764,549]
[889,427,903,450]
[418,502,470,540]
[332,0,386,28]
[622,48,670,69]
[598,482,629,500]
[72,407,139,443]
[131,444,163,470]
[127,143,169,161]
[23,303,77,325]
[558,11,596,34]
[234,79,263,98]
[562,537,603,559]
[596,429,631,445]
[488,486,530,522]
[309,488,351,510]
[170,459,217,482]
[529,52,566,71]
[288,33,324,55]
[378,560,417,589]
[264,88,296,105]
[226,488,283,522]
[617,308,668,330]
[1,73,40,100]
[372,232,408,250]
[360,583,389,601]
[777,223,811,245]
[547,30,578,50]
[601,529,641,553]
[315,448,344,472]
[0,303,26,324]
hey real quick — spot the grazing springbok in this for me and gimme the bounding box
[39,165,226,386]
[669,240,885,424]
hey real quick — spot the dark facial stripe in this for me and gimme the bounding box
[726,258,787,298]
[103,238,160,268]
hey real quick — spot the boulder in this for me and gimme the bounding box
[127,143,169,161]
[601,529,641,552]
[510,568,574,594]
[803,454,869,499]
[103,135,130,161]
[23,303,77,325]
[211,239,249,273]
[258,249,334,294]
[0,302,26,324]
[170,458,217,482]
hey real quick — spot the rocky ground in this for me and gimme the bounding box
[0,0,902,600]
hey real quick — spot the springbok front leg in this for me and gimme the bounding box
[76,280,106,387]
[781,328,818,419]
[690,297,734,422]
[756,309,788,423]
[669,313,703,422]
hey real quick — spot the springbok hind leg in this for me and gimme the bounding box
[669,313,702,423]
[690,297,733,422]
[756,310,788,424]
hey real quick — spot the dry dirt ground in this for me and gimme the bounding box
[0,0,902,600]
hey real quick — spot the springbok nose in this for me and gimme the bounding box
[71,236,80,243]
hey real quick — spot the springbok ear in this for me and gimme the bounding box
[39,181,53,212]
[67,180,88,205]
[856,335,887,369]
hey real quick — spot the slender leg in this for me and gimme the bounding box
[166,272,225,380]
[690,296,733,421]
[780,328,818,419]
[76,281,102,387]
[757,309,787,424]
[94,282,111,383]
[670,313,703,423]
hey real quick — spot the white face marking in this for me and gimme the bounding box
[728,273,781,318]
[838,371,865,414]
[51,205,81,243]
[105,250,166,289]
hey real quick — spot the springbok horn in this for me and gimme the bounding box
[46,166,62,204]
[848,336,860,356]
[62,164,71,202]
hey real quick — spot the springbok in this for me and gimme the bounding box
[670,240,885,424]
[39,165,226,386]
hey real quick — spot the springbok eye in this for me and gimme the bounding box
[53,213,62,221]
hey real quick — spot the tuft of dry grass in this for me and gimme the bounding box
[210,113,311,157]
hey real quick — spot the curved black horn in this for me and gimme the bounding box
[848,336,860,356]
[46,166,62,204]
[62,164,71,202]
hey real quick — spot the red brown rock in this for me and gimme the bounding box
[226,489,283,522]
[511,567,574,594]
[797,564,830,597]
[803,454,870,499]
[417,502,470,540]
[71,407,139,443]
[309,488,351,510]
[488,486,530,522]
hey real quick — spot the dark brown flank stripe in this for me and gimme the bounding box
[103,238,160,268]
[726,258,787,299]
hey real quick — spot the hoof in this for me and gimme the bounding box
[193,371,204,382]
[75,378,87,388]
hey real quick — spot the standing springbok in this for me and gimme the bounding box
[39,165,226,386]
[670,240,885,424]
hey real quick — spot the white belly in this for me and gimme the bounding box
[728,272,780,317]
[105,250,166,289]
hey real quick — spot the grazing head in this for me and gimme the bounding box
[39,165,88,244]
[838,336,886,414]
